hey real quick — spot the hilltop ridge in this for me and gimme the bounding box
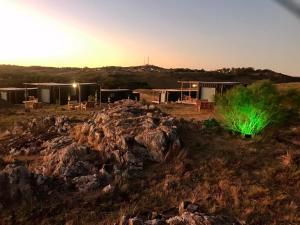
[0,64,299,89]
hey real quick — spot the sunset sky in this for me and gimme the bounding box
[0,0,299,76]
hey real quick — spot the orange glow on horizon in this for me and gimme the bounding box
[0,1,208,69]
[0,1,128,67]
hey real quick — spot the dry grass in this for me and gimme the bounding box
[280,151,294,167]
[276,82,300,91]
[0,103,299,225]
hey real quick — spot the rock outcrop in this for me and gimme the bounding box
[2,100,183,195]
[71,100,182,179]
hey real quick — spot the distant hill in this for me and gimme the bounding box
[0,64,299,89]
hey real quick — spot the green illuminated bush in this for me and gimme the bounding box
[216,81,300,136]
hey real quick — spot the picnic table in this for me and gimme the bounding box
[67,101,80,110]
[196,100,214,111]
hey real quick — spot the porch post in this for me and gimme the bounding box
[189,82,191,100]
[196,82,200,99]
[78,84,81,103]
[180,82,183,102]
[166,91,169,103]
[25,84,28,101]
[58,87,61,105]
[99,84,102,108]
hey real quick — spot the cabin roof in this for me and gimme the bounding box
[24,82,97,87]
[0,87,37,91]
[152,88,197,92]
[100,89,131,92]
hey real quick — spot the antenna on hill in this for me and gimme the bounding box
[143,56,150,66]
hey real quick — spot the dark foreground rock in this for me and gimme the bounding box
[0,164,41,205]
[122,201,242,225]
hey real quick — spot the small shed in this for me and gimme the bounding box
[0,87,37,104]
[24,83,98,105]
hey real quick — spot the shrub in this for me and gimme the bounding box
[203,118,219,128]
[216,81,300,136]
[140,98,147,105]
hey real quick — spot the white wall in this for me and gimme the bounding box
[201,87,216,102]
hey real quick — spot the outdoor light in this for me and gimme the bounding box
[192,84,198,88]
[72,82,78,88]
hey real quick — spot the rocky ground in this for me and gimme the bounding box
[0,100,299,225]
[0,100,181,200]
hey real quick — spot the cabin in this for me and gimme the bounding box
[24,83,98,105]
[0,87,37,104]
[152,81,242,104]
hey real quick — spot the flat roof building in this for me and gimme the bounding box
[0,87,37,104]
[24,83,139,105]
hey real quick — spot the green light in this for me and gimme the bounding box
[216,81,289,136]
[221,104,271,136]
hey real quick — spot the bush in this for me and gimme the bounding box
[140,98,147,105]
[216,81,300,136]
[203,118,219,128]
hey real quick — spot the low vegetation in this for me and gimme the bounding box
[216,81,300,136]
[1,65,299,89]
